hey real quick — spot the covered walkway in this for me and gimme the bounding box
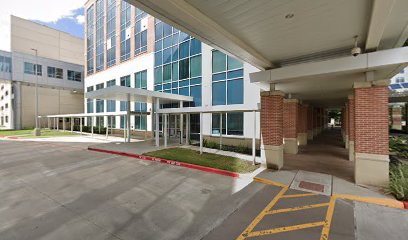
[284,127,354,182]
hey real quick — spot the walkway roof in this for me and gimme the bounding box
[85,86,193,104]
[129,0,408,70]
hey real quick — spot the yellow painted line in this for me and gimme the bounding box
[281,193,317,198]
[253,177,288,188]
[266,203,330,215]
[246,221,325,238]
[320,196,337,240]
[236,187,288,240]
[333,194,404,209]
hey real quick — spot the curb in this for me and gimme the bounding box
[88,147,240,178]
[403,201,408,209]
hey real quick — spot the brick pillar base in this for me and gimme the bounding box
[391,106,402,130]
[261,91,284,169]
[283,99,299,154]
[354,82,389,186]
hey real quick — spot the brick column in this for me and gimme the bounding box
[391,106,402,130]
[307,106,314,140]
[261,91,284,169]
[313,108,318,136]
[354,82,389,185]
[345,103,349,149]
[298,104,308,145]
[341,107,345,142]
[283,99,299,154]
[348,95,355,161]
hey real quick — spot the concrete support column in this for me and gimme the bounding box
[307,106,314,140]
[298,104,308,146]
[260,90,284,169]
[354,81,389,186]
[283,99,299,154]
[391,105,402,130]
[348,95,355,161]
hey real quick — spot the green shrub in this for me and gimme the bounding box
[386,164,408,201]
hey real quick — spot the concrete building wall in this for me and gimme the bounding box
[0,81,13,129]
[20,85,84,129]
[10,16,84,65]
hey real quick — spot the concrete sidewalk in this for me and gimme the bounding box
[203,169,408,240]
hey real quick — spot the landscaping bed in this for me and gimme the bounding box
[0,129,79,138]
[388,135,408,201]
[143,147,259,174]
[192,139,261,157]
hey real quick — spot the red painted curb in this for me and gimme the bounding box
[88,147,240,178]
[403,201,408,209]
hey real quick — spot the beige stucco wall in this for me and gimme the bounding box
[20,85,84,129]
[10,16,84,65]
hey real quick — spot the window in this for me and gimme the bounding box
[135,70,147,89]
[120,75,130,87]
[87,99,94,113]
[212,50,244,106]
[86,4,95,74]
[106,0,117,67]
[5,103,8,109]
[135,115,146,130]
[5,116,8,123]
[24,62,42,76]
[106,79,116,87]
[135,8,148,55]
[0,55,12,72]
[212,112,243,136]
[47,66,63,79]
[95,0,105,72]
[120,0,131,62]
[95,83,104,113]
[67,70,82,82]
[134,70,147,129]
[106,79,116,112]
[5,91,8,96]
[107,100,116,112]
[154,19,202,107]
[86,86,94,113]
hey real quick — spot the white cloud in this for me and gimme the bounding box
[0,0,84,51]
[76,15,85,25]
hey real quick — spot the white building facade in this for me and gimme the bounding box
[84,1,262,146]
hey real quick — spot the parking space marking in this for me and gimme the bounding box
[253,177,288,188]
[281,193,317,198]
[333,194,404,209]
[266,203,330,215]
[247,221,325,238]
[320,196,337,240]
[236,186,288,240]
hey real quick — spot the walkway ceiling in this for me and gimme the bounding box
[128,0,408,107]
[85,86,193,104]
[128,0,408,70]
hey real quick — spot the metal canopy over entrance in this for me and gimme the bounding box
[85,85,193,104]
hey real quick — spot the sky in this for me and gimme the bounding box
[0,0,85,51]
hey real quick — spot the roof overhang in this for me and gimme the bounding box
[250,47,408,107]
[85,86,193,104]
[41,111,150,118]
[128,0,408,70]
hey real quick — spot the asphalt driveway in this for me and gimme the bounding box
[0,140,261,240]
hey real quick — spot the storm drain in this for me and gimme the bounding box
[290,170,332,196]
